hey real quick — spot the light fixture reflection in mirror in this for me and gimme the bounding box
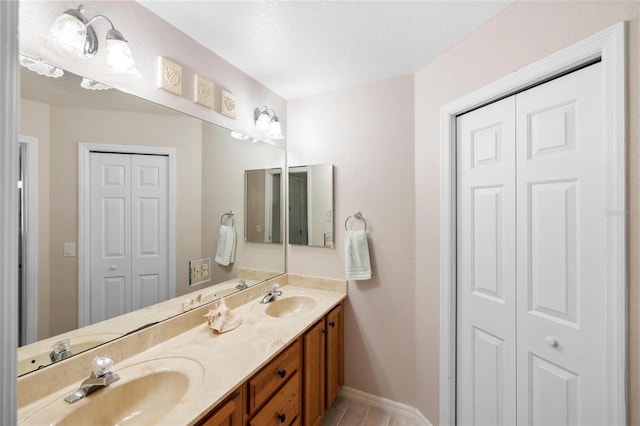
[288,164,334,248]
[254,106,284,140]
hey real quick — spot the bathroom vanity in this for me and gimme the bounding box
[17,274,346,426]
[197,303,343,425]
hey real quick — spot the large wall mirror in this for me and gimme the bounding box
[17,61,285,376]
[288,164,334,248]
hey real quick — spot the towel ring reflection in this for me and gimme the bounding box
[345,211,367,231]
[220,211,234,226]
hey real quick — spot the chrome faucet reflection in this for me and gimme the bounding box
[236,279,248,290]
[64,356,120,404]
[49,339,73,363]
[260,283,283,304]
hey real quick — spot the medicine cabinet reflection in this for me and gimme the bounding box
[288,164,334,248]
[244,168,283,244]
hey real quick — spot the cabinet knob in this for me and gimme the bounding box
[322,329,327,335]
[278,413,286,423]
[545,336,558,347]
[277,369,286,379]
[109,265,116,270]
[329,321,336,328]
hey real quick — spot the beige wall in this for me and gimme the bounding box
[287,75,416,406]
[414,1,640,423]
[19,99,51,340]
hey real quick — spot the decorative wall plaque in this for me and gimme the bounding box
[221,89,237,119]
[157,56,182,96]
[194,74,214,108]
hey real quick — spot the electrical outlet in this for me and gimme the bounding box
[189,257,211,286]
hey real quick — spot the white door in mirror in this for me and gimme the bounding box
[90,153,170,324]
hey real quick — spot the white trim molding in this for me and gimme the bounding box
[0,1,19,424]
[439,22,626,425]
[340,386,434,426]
[77,143,176,327]
[18,135,39,344]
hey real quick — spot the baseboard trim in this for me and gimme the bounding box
[339,386,433,426]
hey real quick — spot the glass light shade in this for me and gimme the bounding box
[80,77,111,91]
[270,120,284,139]
[105,38,142,78]
[256,112,272,132]
[46,13,87,56]
[19,55,64,78]
[230,131,250,140]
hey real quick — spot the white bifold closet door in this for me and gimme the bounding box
[90,152,169,324]
[456,62,606,425]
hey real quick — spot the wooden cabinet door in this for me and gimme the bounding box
[197,387,244,426]
[303,319,326,426]
[325,303,344,409]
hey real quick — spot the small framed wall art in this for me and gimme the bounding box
[221,89,237,119]
[194,74,214,108]
[157,56,182,96]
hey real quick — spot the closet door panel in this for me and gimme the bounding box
[516,63,606,425]
[456,96,517,426]
[131,154,170,311]
[90,153,132,323]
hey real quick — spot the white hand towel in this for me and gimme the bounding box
[215,224,236,266]
[345,229,372,280]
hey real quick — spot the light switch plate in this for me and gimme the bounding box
[63,242,76,257]
[189,257,211,286]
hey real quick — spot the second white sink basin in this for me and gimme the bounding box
[263,296,316,318]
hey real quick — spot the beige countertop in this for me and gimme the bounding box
[17,277,347,425]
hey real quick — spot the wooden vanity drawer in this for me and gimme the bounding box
[248,371,300,426]
[248,338,301,413]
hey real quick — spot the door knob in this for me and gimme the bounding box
[545,336,558,347]
[109,265,116,270]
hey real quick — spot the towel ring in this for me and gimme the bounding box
[220,211,234,226]
[344,211,367,231]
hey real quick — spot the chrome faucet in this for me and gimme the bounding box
[50,339,73,363]
[236,279,248,290]
[64,356,120,404]
[260,283,282,304]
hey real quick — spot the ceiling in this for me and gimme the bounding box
[137,1,513,100]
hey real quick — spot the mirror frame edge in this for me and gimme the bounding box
[1,0,19,423]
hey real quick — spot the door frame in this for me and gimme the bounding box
[439,22,626,425]
[18,135,39,344]
[78,143,176,327]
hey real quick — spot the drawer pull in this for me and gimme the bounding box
[329,321,336,328]
[322,329,327,335]
[278,413,286,423]
[278,369,287,379]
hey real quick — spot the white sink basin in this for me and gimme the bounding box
[20,356,204,425]
[257,295,317,318]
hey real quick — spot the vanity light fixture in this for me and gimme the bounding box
[46,4,141,78]
[254,106,284,140]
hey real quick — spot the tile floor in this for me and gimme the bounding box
[322,395,418,426]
